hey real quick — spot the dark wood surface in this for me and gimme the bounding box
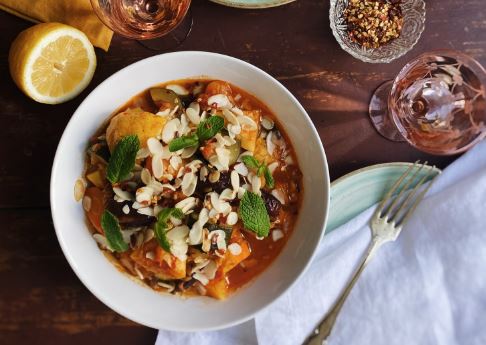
[0,0,484,344]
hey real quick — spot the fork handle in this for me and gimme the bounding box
[304,238,382,345]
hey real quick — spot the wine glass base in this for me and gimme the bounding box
[137,8,193,51]
[369,80,406,142]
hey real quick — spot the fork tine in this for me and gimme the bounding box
[372,161,419,219]
[393,166,439,226]
[383,161,428,220]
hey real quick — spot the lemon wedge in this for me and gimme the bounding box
[9,23,96,104]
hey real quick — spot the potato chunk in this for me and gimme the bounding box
[237,110,260,152]
[106,108,168,152]
[130,240,186,280]
[206,229,251,299]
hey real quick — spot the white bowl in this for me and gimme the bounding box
[50,51,330,331]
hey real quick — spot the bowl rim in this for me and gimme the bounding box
[329,0,427,64]
[50,51,330,331]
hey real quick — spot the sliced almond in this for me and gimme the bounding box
[147,137,164,156]
[161,118,181,144]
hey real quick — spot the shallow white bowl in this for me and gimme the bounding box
[50,51,330,331]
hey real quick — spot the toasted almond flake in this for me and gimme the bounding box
[208,94,232,109]
[272,229,284,242]
[136,186,154,204]
[251,175,262,194]
[162,173,174,181]
[200,110,207,122]
[74,178,86,202]
[268,161,279,174]
[169,105,180,118]
[160,183,176,191]
[234,162,249,176]
[208,170,220,183]
[202,260,218,280]
[160,145,172,160]
[226,212,238,226]
[231,107,244,116]
[113,187,133,201]
[181,145,198,159]
[181,172,197,196]
[199,166,209,182]
[162,118,181,143]
[144,229,155,242]
[215,147,230,170]
[152,154,164,179]
[261,116,275,130]
[157,281,175,292]
[179,114,190,135]
[137,207,154,216]
[147,178,164,193]
[156,109,171,117]
[231,170,240,191]
[167,225,190,242]
[237,115,258,130]
[227,123,242,137]
[266,131,276,155]
[145,251,155,260]
[228,243,242,256]
[166,84,189,96]
[141,168,152,185]
[82,195,92,212]
[186,159,203,173]
[134,266,145,280]
[170,155,182,170]
[210,192,222,212]
[186,107,201,125]
[271,189,286,205]
[201,228,211,252]
[208,208,219,220]
[122,204,130,215]
[189,209,208,245]
[220,188,234,200]
[193,272,209,286]
[147,137,164,156]
[175,197,197,214]
[93,234,113,251]
[222,108,238,125]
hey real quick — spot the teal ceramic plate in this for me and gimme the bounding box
[326,162,441,234]
[209,0,296,9]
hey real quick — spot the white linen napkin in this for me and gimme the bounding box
[156,140,486,345]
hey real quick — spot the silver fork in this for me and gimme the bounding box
[305,161,439,345]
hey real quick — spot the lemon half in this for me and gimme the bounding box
[9,23,96,104]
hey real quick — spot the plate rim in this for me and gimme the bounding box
[328,162,442,233]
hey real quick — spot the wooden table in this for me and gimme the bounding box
[0,0,484,343]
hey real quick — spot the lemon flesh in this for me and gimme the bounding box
[9,23,96,104]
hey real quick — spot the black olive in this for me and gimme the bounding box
[261,190,282,219]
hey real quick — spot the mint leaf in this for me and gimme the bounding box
[101,210,129,252]
[239,191,270,237]
[241,155,274,189]
[263,166,275,188]
[241,155,260,170]
[154,208,184,252]
[155,221,171,252]
[106,135,140,184]
[169,134,199,152]
[197,116,224,141]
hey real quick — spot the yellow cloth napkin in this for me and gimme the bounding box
[0,0,113,51]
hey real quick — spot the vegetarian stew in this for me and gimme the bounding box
[79,79,303,299]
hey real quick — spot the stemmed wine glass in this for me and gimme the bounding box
[91,0,192,50]
[369,50,486,155]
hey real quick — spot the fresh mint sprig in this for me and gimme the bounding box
[241,155,275,188]
[168,116,224,152]
[154,208,184,253]
[101,210,129,252]
[106,135,140,184]
[239,191,270,237]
